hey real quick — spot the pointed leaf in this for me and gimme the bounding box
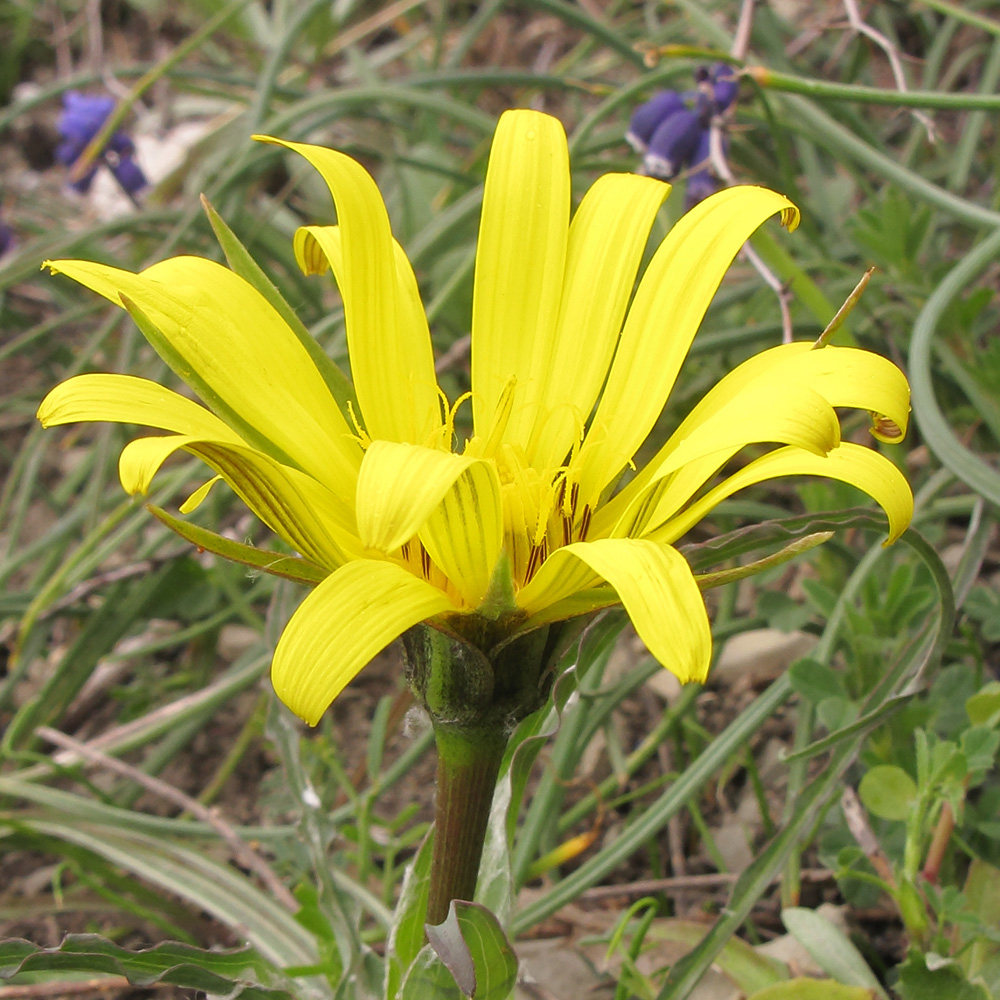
[425,901,518,1000]
[0,935,291,999]
[148,505,328,585]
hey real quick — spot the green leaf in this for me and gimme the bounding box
[642,920,786,994]
[425,901,518,999]
[201,194,358,423]
[788,658,848,705]
[747,980,875,1000]
[816,696,859,734]
[967,682,1000,728]
[11,818,317,973]
[399,946,465,1000]
[477,770,514,923]
[896,949,991,1000]
[961,859,1000,982]
[386,833,434,1000]
[961,726,1000,780]
[908,224,1000,507]
[0,935,291,998]
[148,504,328,585]
[858,765,917,821]
[781,908,888,998]
[695,531,833,590]
[2,566,174,752]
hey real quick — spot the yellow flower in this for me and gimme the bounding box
[38,110,912,726]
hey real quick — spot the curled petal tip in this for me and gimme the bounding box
[780,204,800,231]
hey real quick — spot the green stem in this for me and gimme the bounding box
[747,64,1000,109]
[426,723,507,926]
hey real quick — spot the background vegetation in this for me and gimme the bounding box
[1,1,998,998]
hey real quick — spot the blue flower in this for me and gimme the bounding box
[56,91,148,196]
[0,218,15,259]
[684,129,718,207]
[627,63,738,200]
[643,106,703,179]
[625,90,686,152]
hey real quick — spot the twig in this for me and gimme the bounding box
[577,868,834,901]
[731,0,755,61]
[708,125,794,343]
[711,0,796,342]
[35,726,298,913]
[840,0,937,141]
[42,554,184,619]
[434,332,471,375]
[841,786,897,889]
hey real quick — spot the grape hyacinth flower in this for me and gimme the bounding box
[628,63,739,202]
[0,217,14,259]
[56,91,148,197]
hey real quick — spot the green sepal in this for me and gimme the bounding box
[694,531,833,590]
[477,550,517,621]
[148,505,328,586]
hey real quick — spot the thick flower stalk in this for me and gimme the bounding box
[38,109,912,919]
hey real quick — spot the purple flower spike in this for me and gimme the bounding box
[711,63,739,113]
[643,108,702,179]
[685,168,717,206]
[626,90,686,153]
[55,90,148,196]
[110,155,148,196]
[57,92,116,154]
[685,129,722,207]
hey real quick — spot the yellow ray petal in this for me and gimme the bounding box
[573,186,799,508]
[418,465,504,609]
[37,374,243,443]
[607,381,841,539]
[355,441,502,604]
[293,223,442,446]
[594,341,910,538]
[272,560,455,725]
[470,110,570,445]
[257,137,440,446]
[526,172,670,471]
[119,435,362,569]
[651,342,910,446]
[179,475,222,513]
[518,538,711,683]
[44,257,361,504]
[647,443,913,545]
